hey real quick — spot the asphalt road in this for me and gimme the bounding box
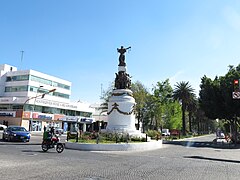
[0,134,240,180]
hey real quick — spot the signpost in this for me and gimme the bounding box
[232,79,240,146]
[233,79,240,99]
[232,92,240,99]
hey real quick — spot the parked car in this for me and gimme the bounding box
[54,127,64,135]
[162,129,170,136]
[0,124,7,131]
[2,126,31,142]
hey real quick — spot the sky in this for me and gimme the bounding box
[1,0,240,103]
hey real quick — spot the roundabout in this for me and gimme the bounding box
[65,140,162,151]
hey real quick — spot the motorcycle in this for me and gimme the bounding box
[41,134,64,153]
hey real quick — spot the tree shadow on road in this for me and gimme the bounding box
[21,149,56,153]
[163,140,240,149]
[0,142,41,145]
[184,155,240,164]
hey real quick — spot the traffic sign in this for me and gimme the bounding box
[233,79,240,92]
[232,92,240,99]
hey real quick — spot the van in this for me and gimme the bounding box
[162,129,170,136]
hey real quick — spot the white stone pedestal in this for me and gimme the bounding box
[106,89,146,139]
[106,89,136,133]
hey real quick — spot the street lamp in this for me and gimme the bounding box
[21,88,56,128]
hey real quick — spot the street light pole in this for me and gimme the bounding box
[21,88,56,128]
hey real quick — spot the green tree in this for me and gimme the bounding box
[164,101,182,130]
[199,65,240,121]
[187,95,197,132]
[152,79,182,130]
[199,65,240,140]
[143,94,158,131]
[173,81,195,135]
[131,81,149,130]
[199,75,223,119]
[99,82,114,113]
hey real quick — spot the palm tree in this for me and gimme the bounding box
[173,81,195,135]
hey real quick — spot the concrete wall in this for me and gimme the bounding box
[65,140,162,151]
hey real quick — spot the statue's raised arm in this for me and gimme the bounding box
[117,46,131,66]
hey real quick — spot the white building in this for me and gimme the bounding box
[0,64,95,132]
[90,103,108,131]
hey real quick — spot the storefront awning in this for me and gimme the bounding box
[79,118,95,124]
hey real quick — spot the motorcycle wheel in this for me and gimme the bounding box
[56,143,64,153]
[42,143,48,152]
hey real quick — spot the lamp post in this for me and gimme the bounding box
[21,88,56,129]
[30,86,44,131]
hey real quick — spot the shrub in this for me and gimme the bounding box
[146,130,160,139]
[67,131,77,139]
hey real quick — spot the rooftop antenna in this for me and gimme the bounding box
[101,83,103,97]
[20,50,24,70]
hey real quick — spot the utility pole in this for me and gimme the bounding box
[101,83,103,98]
[20,50,24,70]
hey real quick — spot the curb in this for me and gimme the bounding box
[65,140,162,151]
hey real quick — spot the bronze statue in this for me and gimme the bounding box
[117,46,131,66]
[114,71,132,89]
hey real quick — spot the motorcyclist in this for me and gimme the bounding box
[41,126,64,153]
[43,127,53,145]
[50,126,55,135]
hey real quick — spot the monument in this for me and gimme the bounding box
[106,46,145,137]
[65,46,163,151]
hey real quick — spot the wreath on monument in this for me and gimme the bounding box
[107,102,135,115]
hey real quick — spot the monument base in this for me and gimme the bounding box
[105,89,150,140]
[101,129,151,141]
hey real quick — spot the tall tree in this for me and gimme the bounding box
[143,94,157,130]
[131,81,149,130]
[187,95,197,132]
[99,82,114,114]
[199,75,223,119]
[199,64,240,120]
[152,79,182,130]
[173,81,195,135]
[152,80,172,130]
[199,65,240,141]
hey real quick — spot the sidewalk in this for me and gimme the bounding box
[30,131,43,136]
[164,134,240,149]
[30,131,67,137]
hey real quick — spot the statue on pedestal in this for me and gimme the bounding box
[114,72,131,89]
[117,46,131,67]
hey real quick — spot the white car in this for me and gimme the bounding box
[162,129,170,136]
[54,128,64,134]
[0,124,7,131]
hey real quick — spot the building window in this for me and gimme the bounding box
[5,86,28,92]
[80,112,92,117]
[6,75,29,82]
[30,75,70,90]
[20,104,92,118]
[53,92,70,99]
[29,86,48,94]
[30,75,52,86]
[42,107,52,114]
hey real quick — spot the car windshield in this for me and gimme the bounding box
[11,127,27,132]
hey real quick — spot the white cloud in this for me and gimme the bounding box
[169,70,201,96]
[169,70,185,84]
